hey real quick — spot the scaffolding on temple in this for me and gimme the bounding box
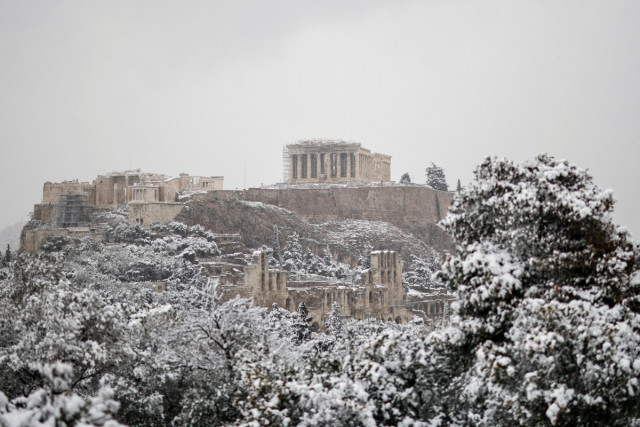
[54,192,89,228]
[282,146,290,183]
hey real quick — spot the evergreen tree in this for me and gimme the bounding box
[425,163,448,191]
[325,302,343,338]
[357,242,372,271]
[292,302,312,344]
[304,248,328,275]
[400,172,411,184]
[271,225,282,267]
[436,155,640,426]
[282,231,304,272]
[4,244,10,265]
[456,178,463,192]
[404,256,434,289]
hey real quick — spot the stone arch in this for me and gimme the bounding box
[311,322,320,332]
[285,297,292,311]
[369,291,373,304]
[395,316,402,324]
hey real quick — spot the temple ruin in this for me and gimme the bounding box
[284,140,391,184]
[235,250,446,330]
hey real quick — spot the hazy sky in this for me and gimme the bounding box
[1,0,639,238]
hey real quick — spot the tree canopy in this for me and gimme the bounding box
[436,154,640,426]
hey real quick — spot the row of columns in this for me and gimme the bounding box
[291,151,359,180]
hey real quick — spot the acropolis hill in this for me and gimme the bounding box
[22,140,455,325]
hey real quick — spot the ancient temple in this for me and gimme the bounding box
[285,140,391,184]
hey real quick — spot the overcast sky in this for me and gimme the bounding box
[1,0,639,239]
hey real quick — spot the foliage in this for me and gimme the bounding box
[425,163,448,191]
[272,225,282,267]
[436,154,640,426]
[282,231,304,272]
[2,155,637,426]
[0,363,123,427]
[403,253,445,291]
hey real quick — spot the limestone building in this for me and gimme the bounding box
[285,140,391,184]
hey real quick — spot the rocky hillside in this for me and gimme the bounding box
[176,195,452,269]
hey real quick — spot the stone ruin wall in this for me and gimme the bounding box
[202,185,453,226]
[128,203,186,226]
[42,181,95,205]
[242,250,417,330]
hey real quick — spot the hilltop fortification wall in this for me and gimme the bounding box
[195,185,453,225]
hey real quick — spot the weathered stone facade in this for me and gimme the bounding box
[240,250,421,330]
[94,170,223,206]
[128,202,186,226]
[22,227,108,253]
[286,140,391,184]
[42,180,95,205]
[34,170,223,227]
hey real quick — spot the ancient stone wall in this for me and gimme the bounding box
[33,204,55,224]
[128,203,185,226]
[42,181,95,205]
[239,185,453,224]
[21,227,107,253]
[242,250,417,330]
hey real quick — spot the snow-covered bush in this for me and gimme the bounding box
[0,363,123,427]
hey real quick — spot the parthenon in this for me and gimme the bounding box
[285,140,391,184]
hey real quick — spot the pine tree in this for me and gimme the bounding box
[456,179,463,192]
[400,172,411,184]
[405,256,433,289]
[436,154,640,425]
[271,225,282,267]
[425,163,448,191]
[282,231,303,272]
[292,302,312,344]
[357,242,372,271]
[4,244,10,265]
[325,302,343,337]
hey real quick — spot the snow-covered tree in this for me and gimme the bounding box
[292,302,312,344]
[400,172,411,184]
[425,163,448,191]
[303,248,326,275]
[282,231,304,272]
[357,242,372,271]
[271,225,282,267]
[456,178,463,192]
[404,256,433,288]
[325,302,343,338]
[0,363,123,427]
[0,253,134,397]
[436,155,640,426]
